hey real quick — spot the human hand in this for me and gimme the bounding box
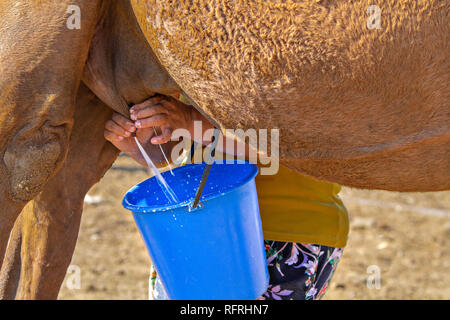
[130,94,194,145]
[104,112,139,155]
[104,112,175,167]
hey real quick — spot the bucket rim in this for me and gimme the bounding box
[122,161,258,213]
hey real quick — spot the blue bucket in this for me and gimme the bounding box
[122,161,269,300]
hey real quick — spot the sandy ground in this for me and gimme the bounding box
[58,155,450,300]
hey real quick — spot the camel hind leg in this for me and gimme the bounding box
[0,83,120,299]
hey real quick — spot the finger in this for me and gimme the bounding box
[104,129,124,142]
[112,113,136,132]
[131,105,168,121]
[135,126,155,142]
[130,96,166,114]
[105,120,132,137]
[151,126,173,144]
[135,114,169,129]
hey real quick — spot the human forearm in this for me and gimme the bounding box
[187,110,253,161]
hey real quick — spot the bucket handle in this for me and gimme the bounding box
[191,128,221,209]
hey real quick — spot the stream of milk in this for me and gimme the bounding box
[134,136,179,203]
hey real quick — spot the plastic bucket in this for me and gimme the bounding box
[122,161,269,300]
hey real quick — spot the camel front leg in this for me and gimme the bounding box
[0,0,106,272]
[0,84,120,299]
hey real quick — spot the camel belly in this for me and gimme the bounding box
[133,0,449,191]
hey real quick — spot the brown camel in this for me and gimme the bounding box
[0,0,448,299]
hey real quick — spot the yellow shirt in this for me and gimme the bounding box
[256,165,349,248]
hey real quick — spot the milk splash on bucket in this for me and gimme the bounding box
[134,136,179,203]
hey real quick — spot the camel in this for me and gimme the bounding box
[0,0,448,299]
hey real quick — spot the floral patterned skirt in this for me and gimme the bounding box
[149,240,343,300]
[258,241,343,300]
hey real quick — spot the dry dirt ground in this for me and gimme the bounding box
[58,155,450,300]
